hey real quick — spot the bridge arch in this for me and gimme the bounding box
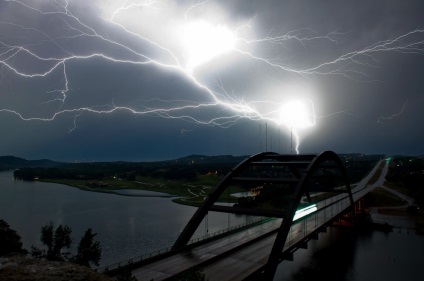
[173,151,353,279]
[262,150,353,279]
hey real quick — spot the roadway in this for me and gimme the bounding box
[202,160,388,281]
[131,159,388,281]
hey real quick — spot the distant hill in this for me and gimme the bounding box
[0,154,249,172]
[170,154,249,165]
[1,152,393,171]
[0,156,62,171]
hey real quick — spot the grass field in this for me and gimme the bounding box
[42,167,424,235]
[42,174,237,205]
[366,184,424,234]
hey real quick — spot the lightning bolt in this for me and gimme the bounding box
[1,0,423,154]
[377,100,408,123]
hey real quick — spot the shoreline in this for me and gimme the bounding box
[19,177,424,231]
[35,178,209,207]
[368,190,422,234]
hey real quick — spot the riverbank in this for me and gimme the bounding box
[366,185,423,234]
[33,173,424,233]
[39,176,241,207]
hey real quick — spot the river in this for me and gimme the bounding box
[1,171,424,280]
[274,222,424,281]
[0,171,252,267]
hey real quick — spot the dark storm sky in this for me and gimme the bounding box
[0,0,424,162]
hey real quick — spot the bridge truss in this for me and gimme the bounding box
[172,151,354,280]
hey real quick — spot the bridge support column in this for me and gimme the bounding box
[355,198,365,213]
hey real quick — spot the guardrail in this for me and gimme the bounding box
[97,216,272,273]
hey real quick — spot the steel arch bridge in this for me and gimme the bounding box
[172,150,354,279]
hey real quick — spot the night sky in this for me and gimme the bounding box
[1,0,423,162]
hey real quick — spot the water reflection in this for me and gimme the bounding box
[0,171,251,266]
[275,227,424,281]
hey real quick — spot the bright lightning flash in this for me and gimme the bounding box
[279,100,315,129]
[279,100,316,154]
[1,0,424,154]
[183,21,235,72]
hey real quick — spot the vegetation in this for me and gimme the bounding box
[385,156,424,207]
[11,153,384,209]
[73,228,102,267]
[3,154,424,279]
[0,156,60,171]
[31,222,73,261]
[340,154,384,184]
[0,219,106,279]
[0,219,27,256]
[12,155,244,182]
[364,187,406,208]
[382,156,424,233]
[12,156,242,206]
[31,222,101,268]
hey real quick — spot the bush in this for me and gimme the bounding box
[0,219,27,256]
[73,228,102,268]
[31,222,102,268]
[31,221,72,261]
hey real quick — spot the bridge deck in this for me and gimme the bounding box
[132,219,282,280]
[131,160,387,280]
[202,233,276,280]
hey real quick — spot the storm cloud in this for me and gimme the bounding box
[0,0,423,161]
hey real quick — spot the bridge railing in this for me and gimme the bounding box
[97,215,271,273]
[284,191,353,251]
[98,173,382,274]
[284,179,377,250]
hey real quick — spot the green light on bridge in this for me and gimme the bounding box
[293,204,317,221]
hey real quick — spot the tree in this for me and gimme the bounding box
[31,221,72,261]
[73,228,102,268]
[31,222,102,267]
[0,219,27,256]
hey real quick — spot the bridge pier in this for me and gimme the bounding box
[355,198,365,213]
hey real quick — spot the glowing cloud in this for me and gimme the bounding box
[1,0,424,155]
[277,99,316,154]
[183,21,236,71]
[279,100,315,130]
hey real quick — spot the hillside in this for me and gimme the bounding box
[0,255,113,281]
[0,156,61,171]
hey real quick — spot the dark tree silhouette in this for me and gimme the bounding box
[31,221,72,261]
[31,222,102,268]
[0,219,27,255]
[73,228,102,268]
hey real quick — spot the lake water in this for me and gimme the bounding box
[1,170,424,280]
[0,171,251,266]
[274,225,424,281]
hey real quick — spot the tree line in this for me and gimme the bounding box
[0,219,101,268]
[12,154,386,197]
[13,161,237,181]
[1,219,208,280]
